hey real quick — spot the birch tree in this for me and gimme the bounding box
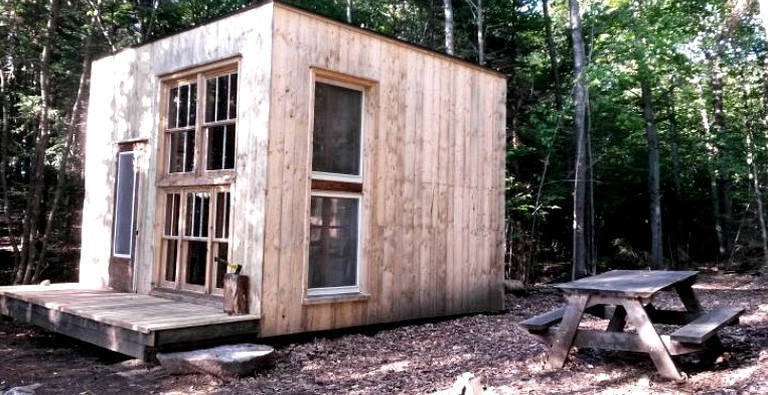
[443,0,455,55]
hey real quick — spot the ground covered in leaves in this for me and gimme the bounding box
[1,272,768,394]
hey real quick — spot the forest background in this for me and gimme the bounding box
[2,0,768,286]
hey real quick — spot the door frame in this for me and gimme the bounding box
[109,143,142,292]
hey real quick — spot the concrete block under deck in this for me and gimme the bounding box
[0,284,260,360]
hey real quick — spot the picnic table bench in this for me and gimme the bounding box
[520,270,744,381]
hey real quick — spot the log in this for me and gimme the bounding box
[223,274,249,315]
[503,280,527,295]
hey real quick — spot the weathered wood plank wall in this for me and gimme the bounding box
[260,4,507,337]
[82,1,505,337]
[81,5,275,315]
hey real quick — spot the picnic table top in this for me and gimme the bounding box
[554,270,699,297]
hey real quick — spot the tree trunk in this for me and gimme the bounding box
[16,0,59,285]
[641,77,663,269]
[443,0,455,55]
[707,38,734,258]
[33,33,93,283]
[667,87,683,267]
[0,65,21,269]
[465,0,485,65]
[570,0,588,280]
[586,89,596,275]
[528,0,565,279]
[345,0,352,24]
[755,0,768,272]
[468,0,485,65]
[542,0,563,113]
[696,78,726,258]
[746,130,768,270]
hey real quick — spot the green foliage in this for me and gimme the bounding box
[4,0,768,282]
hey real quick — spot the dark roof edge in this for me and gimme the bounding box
[92,0,506,79]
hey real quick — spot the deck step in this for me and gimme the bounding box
[520,307,566,332]
[670,307,744,344]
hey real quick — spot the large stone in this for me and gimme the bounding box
[157,344,275,378]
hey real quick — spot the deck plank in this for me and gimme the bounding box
[0,284,260,360]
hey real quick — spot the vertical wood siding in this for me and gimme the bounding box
[260,4,506,336]
[82,1,505,337]
[81,5,275,309]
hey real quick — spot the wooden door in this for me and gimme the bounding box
[109,146,139,291]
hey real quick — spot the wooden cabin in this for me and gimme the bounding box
[0,0,506,358]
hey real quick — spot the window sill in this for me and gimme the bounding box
[302,292,370,305]
[156,172,235,187]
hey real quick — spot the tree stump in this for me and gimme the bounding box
[223,274,248,315]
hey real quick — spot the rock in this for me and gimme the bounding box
[503,280,527,295]
[157,344,275,378]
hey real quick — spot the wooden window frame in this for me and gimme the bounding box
[158,61,240,186]
[307,70,373,297]
[155,59,239,296]
[307,191,362,296]
[112,149,137,259]
[159,187,231,296]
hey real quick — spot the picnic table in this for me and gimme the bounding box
[520,270,744,381]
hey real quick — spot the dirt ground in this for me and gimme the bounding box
[1,272,768,395]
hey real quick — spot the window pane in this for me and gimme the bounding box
[183,130,195,171]
[186,240,207,286]
[168,133,181,172]
[113,152,135,257]
[189,82,197,127]
[215,191,230,239]
[214,242,228,289]
[164,239,178,282]
[164,193,180,236]
[178,84,189,128]
[206,124,236,170]
[312,83,363,176]
[308,195,359,289]
[168,87,179,129]
[205,78,216,123]
[185,192,210,237]
[217,75,229,122]
[228,73,238,119]
[169,130,195,173]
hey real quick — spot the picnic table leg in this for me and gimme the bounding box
[547,293,589,369]
[674,281,703,314]
[623,299,685,381]
[607,305,627,332]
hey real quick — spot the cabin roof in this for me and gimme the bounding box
[93,0,506,79]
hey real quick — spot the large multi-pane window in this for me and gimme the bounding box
[160,189,230,293]
[159,65,237,295]
[308,80,365,295]
[165,70,237,174]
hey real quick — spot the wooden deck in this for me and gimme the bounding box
[0,283,260,360]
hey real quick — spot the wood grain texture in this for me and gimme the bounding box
[83,1,506,339]
[259,4,506,336]
[0,284,259,359]
[670,307,744,344]
[555,270,699,297]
